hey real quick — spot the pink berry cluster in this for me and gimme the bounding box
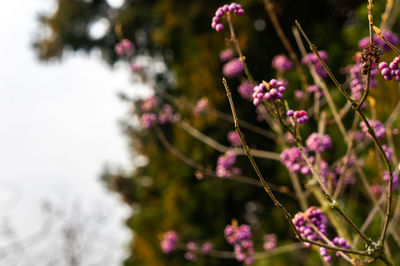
[358,30,399,51]
[319,237,351,262]
[252,79,286,106]
[227,130,242,147]
[280,147,335,183]
[287,109,309,124]
[224,223,254,265]
[382,145,393,161]
[223,58,244,78]
[383,171,399,191]
[301,51,328,78]
[161,231,179,254]
[114,39,134,57]
[359,119,386,140]
[193,97,208,115]
[334,155,360,185]
[158,104,181,124]
[216,150,240,178]
[293,207,334,262]
[184,242,198,261]
[211,3,244,32]
[263,234,277,250]
[293,207,328,247]
[280,147,311,175]
[141,113,158,129]
[140,104,180,129]
[348,59,378,102]
[319,247,332,262]
[307,85,324,98]
[305,133,332,153]
[237,80,254,101]
[219,48,234,62]
[141,95,157,112]
[379,57,400,81]
[272,54,294,72]
[332,237,351,257]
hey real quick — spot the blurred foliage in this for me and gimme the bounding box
[35,0,400,265]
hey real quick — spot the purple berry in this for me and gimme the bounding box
[236,9,244,15]
[216,23,224,32]
[379,62,388,70]
[381,68,390,76]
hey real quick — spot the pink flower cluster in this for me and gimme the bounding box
[216,150,240,178]
[252,79,286,106]
[161,231,179,254]
[224,223,254,265]
[359,119,386,140]
[223,58,244,78]
[211,3,244,32]
[305,133,332,153]
[114,39,134,57]
[301,51,328,78]
[379,57,400,81]
[272,54,293,72]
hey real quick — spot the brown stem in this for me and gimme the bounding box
[226,13,255,85]
[262,0,308,89]
[222,78,371,257]
[296,21,394,251]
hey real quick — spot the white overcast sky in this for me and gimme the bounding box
[0,0,135,264]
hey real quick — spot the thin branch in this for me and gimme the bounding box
[226,13,255,84]
[222,78,371,257]
[155,126,295,196]
[292,26,347,139]
[381,0,394,29]
[178,120,281,161]
[296,20,394,250]
[373,26,400,54]
[262,0,308,89]
[356,0,374,109]
[153,84,277,140]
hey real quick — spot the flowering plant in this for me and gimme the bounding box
[113,0,400,265]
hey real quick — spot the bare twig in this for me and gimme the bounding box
[178,120,281,161]
[296,21,394,253]
[222,78,371,257]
